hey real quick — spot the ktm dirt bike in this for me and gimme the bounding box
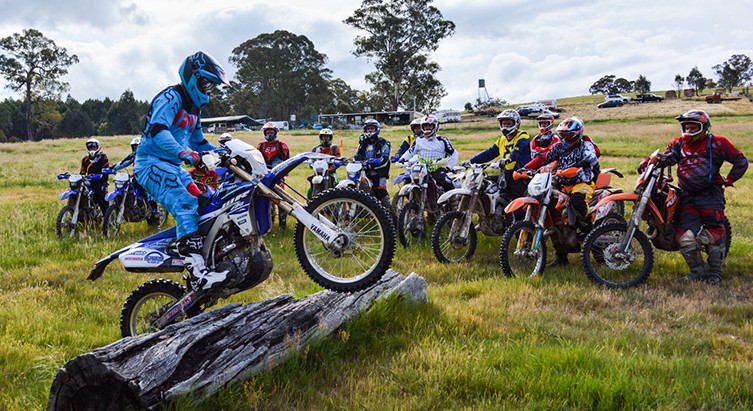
[499,164,625,278]
[580,149,732,288]
[88,140,395,338]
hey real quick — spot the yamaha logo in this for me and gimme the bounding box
[310,225,331,242]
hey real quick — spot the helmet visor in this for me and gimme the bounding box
[558,131,577,141]
[86,142,99,150]
[198,77,216,94]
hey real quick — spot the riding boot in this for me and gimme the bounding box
[177,233,231,292]
[706,244,725,285]
[679,245,708,283]
[547,251,569,268]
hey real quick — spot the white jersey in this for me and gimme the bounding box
[400,135,458,168]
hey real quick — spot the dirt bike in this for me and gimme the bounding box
[88,139,396,338]
[307,154,345,199]
[395,154,455,248]
[499,164,625,278]
[103,171,168,237]
[580,149,732,288]
[430,160,515,263]
[55,172,106,238]
[336,160,372,193]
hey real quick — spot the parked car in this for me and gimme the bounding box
[312,123,323,130]
[515,105,541,117]
[605,94,630,103]
[634,93,664,103]
[597,100,625,109]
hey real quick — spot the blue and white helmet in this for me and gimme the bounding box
[363,119,381,141]
[179,51,231,108]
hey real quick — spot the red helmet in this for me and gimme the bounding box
[262,122,279,142]
[676,110,711,141]
[536,113,555,134]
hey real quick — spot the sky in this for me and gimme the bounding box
[1,0,752,112]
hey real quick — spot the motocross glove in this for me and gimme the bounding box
[723,176,735,187]
[179,151,202,167]
[366,158,382,167]
[390,155,401,163]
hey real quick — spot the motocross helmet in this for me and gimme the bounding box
[409,118,422,138]
[536,113,555,134]
[129,136,141,152]
[319,128,334,146]
[496,109,521,139]
[363,119,381,141]
[676,110,711,142]
[262,122,279,142]
[86,138,101,159]
[556,116,584,144]
[219,132,233,145]
[420,115,440,140]
[178,51,231,108]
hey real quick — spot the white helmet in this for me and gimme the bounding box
[219,132,233,144]
[419,115,440,140]
[129,136,141,151]
[86,138,101,159]
[496,109,521,139]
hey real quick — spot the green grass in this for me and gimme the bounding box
[2,110,753,409]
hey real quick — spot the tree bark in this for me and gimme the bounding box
[47,270,426,411]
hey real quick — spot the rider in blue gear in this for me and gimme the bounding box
[111,136,141,171]
[134,51,232,293]
[353,119,391,206]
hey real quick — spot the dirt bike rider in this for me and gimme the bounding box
[523,116,599,266]
[467,109,531,202]
[257,122,291,228]
[638,110,747,284]
[133,51,232,293]
[391,118,421,162]
[530,113,560,161]
[398,114,458,208]
[80,137,110,215]
[353,119,391,207]
[110,136,141,172]
[306,128,341,198]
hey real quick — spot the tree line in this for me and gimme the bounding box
[589,55,753,97]
[0,0,454,142]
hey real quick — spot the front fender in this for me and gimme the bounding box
[105,189,124,202]
[336,180,355,189]
[59,190,77,201]
[438,187,471,204]
[504,197,539,214]
[392,173,410,186]
[398,183,420,197]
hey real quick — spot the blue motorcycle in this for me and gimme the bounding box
[56,173,105,238]
[88,139,396,337]
[103,171,168,237]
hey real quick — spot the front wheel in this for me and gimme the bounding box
[294,188,395,292]
[431,211,477,263]
[499,220,546,278]
[581,222,654,289]
[120,279,201,338]
[56,206,77,238]
[398,202,427,248]
[103,203,122,237]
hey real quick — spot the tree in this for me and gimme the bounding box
[589,75,616,95]
[345,0,455,111]
[322,78,361,114]
[0,29,78,141]
[673,74,685,96]
[633,75,651,94]
[229,30,333,122]
[104,90,146,135]
[686,66,706,96]
[57,96,95,138]
[713,54,752,93]
[464,102,473,112]
[614,78,634,93]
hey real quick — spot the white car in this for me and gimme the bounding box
[605,94,630,103]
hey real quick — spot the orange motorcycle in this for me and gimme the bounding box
[580,150,732,288]
[499,163,624,278]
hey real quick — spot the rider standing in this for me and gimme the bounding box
[134,51,232,292]
[641,110,747,284]
[353,119,391,207]
[80,137,110,215]
[469,109,531,200]
[257,122,290,228]
[398,114,459,195]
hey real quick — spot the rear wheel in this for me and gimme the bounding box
[499,220,546,278]
[581,222,653,289]
[120,279,202,338]
[431,211,477,263]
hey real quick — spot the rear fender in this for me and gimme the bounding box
[592,192,638,211]
[438,187,471,204]
[398,184,420,197]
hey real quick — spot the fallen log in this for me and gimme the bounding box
[47,270,427,411]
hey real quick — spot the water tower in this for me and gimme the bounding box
[477,79,491,105]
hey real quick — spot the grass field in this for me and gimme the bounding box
[1,99,753,410]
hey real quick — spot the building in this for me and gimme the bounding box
[317,111,424,129]
[202,115,263,133]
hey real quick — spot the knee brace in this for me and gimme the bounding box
[677,229,697,249]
